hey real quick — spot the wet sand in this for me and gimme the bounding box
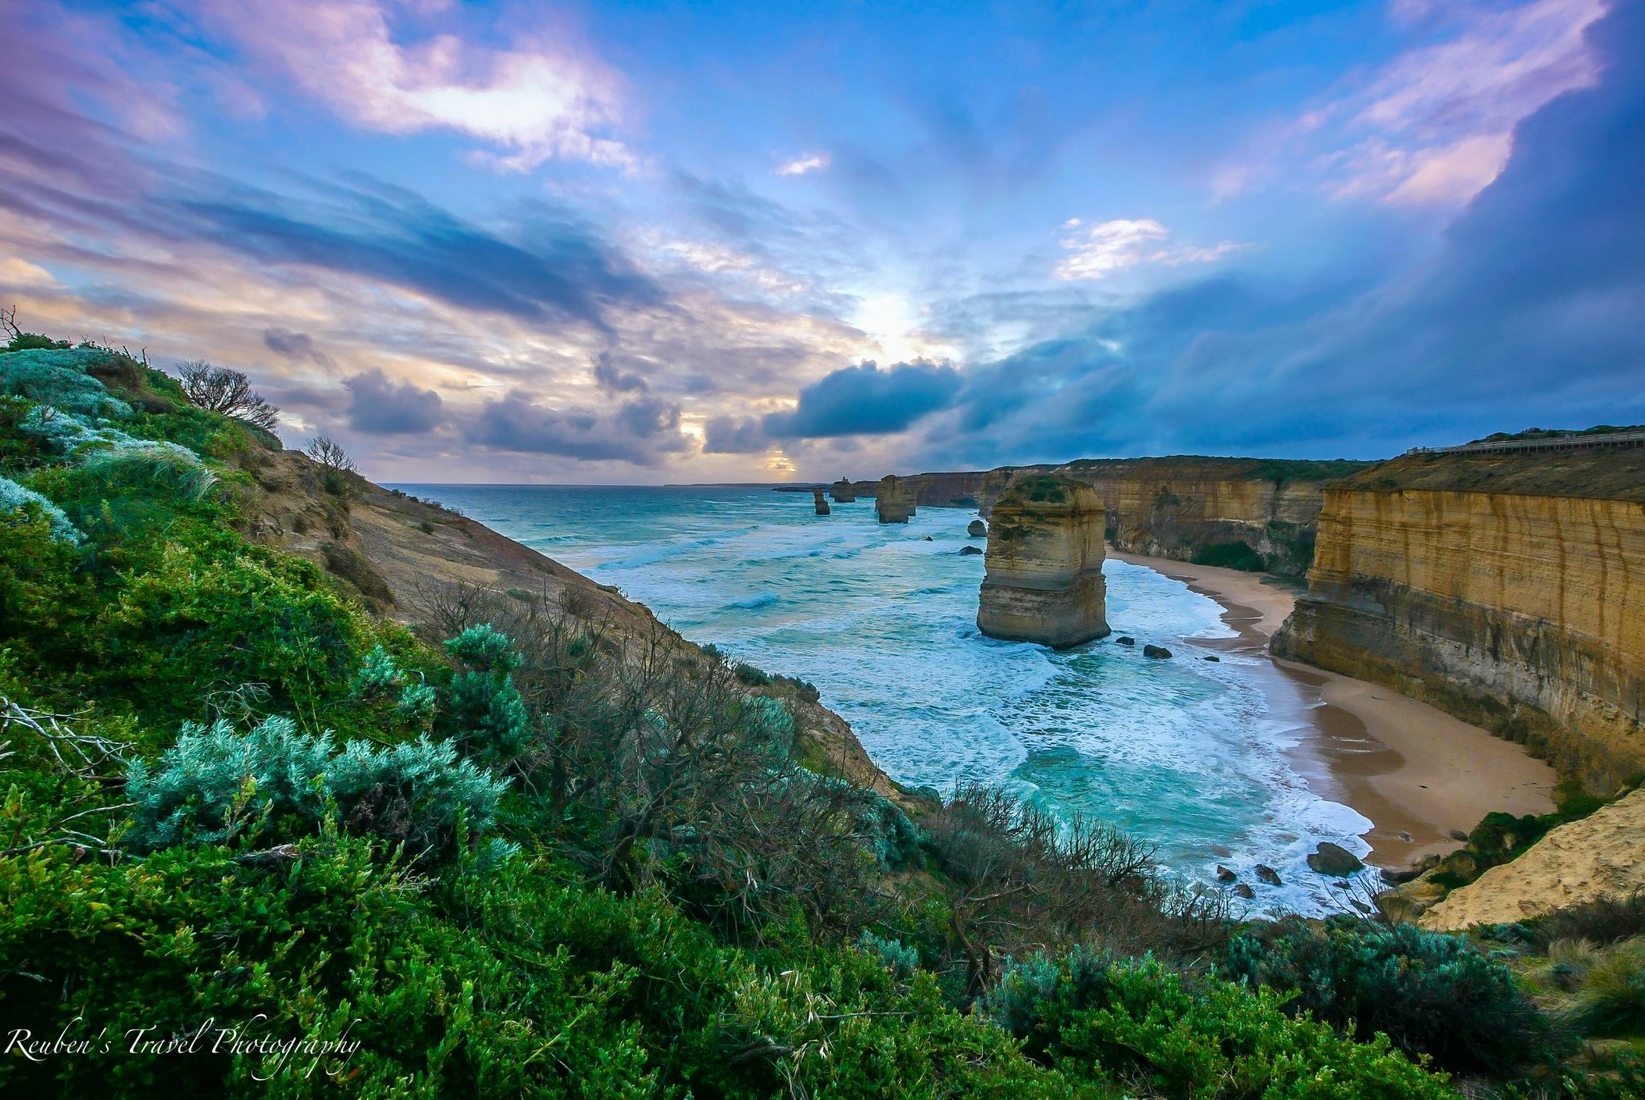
[1110,551,1557,868]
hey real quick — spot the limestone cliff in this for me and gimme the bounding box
[1273,449,1645,792]
[977,475,1110,647]
[828,478,856,503]
[233,446,898,800]
[851,457,1365,576]
[1420,787,1645,930]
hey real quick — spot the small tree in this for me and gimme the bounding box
[304,435,357,473]
[177,360,280,430]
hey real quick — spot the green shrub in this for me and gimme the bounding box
[0,474,82,544]
[858,931,921,978]
[1556,938,1645,1038]
[1531,890,1645,949]
[734,661,773,686]
[441,625,531,763]
[0,347,133,418]
[985,948,1453,1097]
[1223,917,1564,1074]
[124,715,508,859]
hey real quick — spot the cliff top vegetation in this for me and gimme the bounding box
[1335,447,1645,501]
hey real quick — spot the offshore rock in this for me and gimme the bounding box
[829,477,856,503]
[1143,644,1172,660]
[812,488,830,516]
[1115,636,1135,646]
[959,545,983,556]
[876,474,916,524]
[977,475,1110,648]
[968,519,987,538]
[1307,841,1364,877]
[1255,864,1282,886]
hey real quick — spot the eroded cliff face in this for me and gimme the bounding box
[1274,452,1645,792]
[849,458,1364,576]
[1420,787,1645,930]
[977,475,1110,647]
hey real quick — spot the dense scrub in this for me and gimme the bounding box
[0,330,1623,1095]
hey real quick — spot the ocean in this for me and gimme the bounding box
[397,483,1373,914]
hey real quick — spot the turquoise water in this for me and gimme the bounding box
[398,484,1370,913]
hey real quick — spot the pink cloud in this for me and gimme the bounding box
[1215,0,1606,207]
[1330,0,1605,204]
[193,0,631,171]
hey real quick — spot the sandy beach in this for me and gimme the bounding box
[1110,551,1557,868]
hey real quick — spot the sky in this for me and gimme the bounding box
[1,0,1640,483]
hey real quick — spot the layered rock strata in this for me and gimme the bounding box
[812,488,830,515]
[977,475,1110,647]
[875,474,915,524]
[851,457,1367,576]
[828,478,856,503]
[1273,449,1645,791]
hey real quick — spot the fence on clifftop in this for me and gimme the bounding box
[1405,429,1645,457]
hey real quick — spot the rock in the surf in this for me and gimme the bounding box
[1307,841,1365,877]
[976,475,1110,648]
[876,475,915,523]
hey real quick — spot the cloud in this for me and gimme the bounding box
[702,415,771,454]
[765,359,962,438]
[172,180,662,329]
[1317,0,1605,204]
[775,152,830,177]
[929,1,1645,464]
[1053,219,1246,281]
[263,327,332,366]
[466,390,691,464]
[191,0,631,171]
[592,352,649,393]
[344,369,445,434]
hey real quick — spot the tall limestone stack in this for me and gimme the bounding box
[829,477,856,503]
[977,474,1110,647]
[812,488,831,515]
[876,475,916,524]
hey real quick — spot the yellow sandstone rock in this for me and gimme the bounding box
[1421,787,1645,930]
[1275,449,1645,792]
[977,475,1110,648]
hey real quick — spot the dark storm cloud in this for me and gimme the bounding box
[703,415,770,454]
[174,181,661,330]
[343,369,445,435]
[764,360,963,439]
[931,2,1645,467]
[592,352,649,393]
[466,390,690,465]
[263,327,332,366]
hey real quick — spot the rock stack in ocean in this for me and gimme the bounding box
[876,475,916,524]
[813,488,831,515]
[829,477,856,503]
[976,474,1110,647]
[968,519,987,538]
